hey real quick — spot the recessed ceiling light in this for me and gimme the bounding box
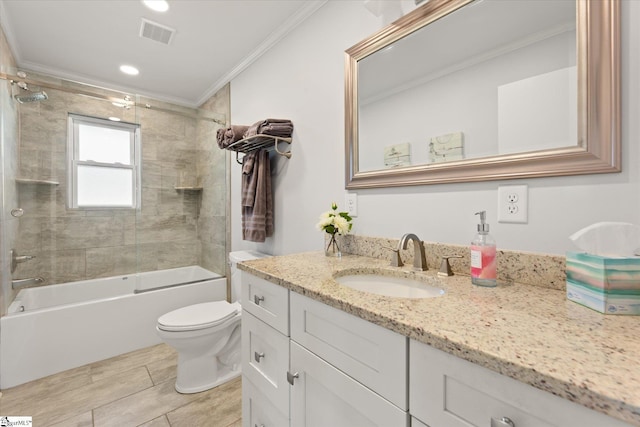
[108,117,122,122]
[120,65,140,76]
[142,0,169,12]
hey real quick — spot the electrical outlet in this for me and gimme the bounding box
[345,192,358,217]
[498,185,528,224]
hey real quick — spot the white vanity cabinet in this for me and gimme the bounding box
[411,417,428,427]
[289,292,409,427]
[241,270,632,427]
[241,271,290,426]
[240,271,289,335]
[241,271,409,427]
[242,378,289,427]
[289,341,408,427]
[410,339,634,427]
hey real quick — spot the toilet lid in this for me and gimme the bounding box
[158,301,239,332]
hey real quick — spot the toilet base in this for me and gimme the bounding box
[175,362,241,394]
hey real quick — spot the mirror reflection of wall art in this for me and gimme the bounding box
[384,142,411,168]
[428,131,464,164]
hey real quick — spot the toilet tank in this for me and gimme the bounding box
[228,250,271,303]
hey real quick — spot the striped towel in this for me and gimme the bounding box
[216,125,249,149]
[241,150,273,242]
[244,118,293,139]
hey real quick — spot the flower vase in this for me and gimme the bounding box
[325,233,341,257]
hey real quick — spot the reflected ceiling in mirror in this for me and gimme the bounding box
[345,0,620,189]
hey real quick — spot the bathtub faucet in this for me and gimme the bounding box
[12,277,44,290]
[10,249,36,273]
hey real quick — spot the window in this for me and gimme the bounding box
[67,114,140,209]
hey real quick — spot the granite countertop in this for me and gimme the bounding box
[238,251,640,426]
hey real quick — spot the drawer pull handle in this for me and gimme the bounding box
[287,371,299,385]
[491,417,515,427]
[255,424,265,427]
[254,295,265,305]
[254,351,265,362]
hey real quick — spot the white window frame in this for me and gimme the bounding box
[67,114,141,209]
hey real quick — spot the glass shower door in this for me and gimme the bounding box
[133,99,228,278]
[0,75,20,315]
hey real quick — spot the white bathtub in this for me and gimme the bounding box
[0,266,227,389]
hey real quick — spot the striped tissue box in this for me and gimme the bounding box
[566,252,640,315]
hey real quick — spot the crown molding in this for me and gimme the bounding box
[196,0,328,107]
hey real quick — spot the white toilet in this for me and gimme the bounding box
[156,250,271,394]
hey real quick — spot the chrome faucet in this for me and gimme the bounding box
[12,277,44,290]
[10,249,36,273]
[398,233,427,271]
[388,247,403,267]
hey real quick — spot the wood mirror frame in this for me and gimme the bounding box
[345,0,620,189]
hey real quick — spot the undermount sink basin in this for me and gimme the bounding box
[334,274,445,299]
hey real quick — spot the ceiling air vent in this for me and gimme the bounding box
[139,18,175,45]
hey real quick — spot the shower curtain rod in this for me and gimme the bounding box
[0,72,226,126]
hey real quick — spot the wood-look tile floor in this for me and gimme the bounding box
[0,344,242,427]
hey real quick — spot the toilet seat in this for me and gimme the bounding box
[158,301,240,332]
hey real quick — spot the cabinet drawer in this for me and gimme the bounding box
[241,271,289,335]
[290,292,408,410]
[410,340,633,427]
[242,377,289,427]
[242,311,289,414]
[290,341,409,427]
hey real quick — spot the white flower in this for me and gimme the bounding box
[320,211,333,220]
[316,211,334,230]
[334,216,350,235]
[316,202,353,235]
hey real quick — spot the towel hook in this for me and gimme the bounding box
[274,138,292,159]
[236,151,244,165]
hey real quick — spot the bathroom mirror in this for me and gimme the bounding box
[345,0,620,189]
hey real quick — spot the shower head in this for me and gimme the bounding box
[14,91,48,103]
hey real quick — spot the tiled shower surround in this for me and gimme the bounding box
[12,74,229,286]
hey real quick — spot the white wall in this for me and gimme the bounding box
[231,0,640,257]
[360,32,576,170]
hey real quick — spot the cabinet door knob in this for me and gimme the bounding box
[254,351,265,362]
[255,424,265,427]
[254,295,265,305]
[287,371,299,385]
[491,417,515,427]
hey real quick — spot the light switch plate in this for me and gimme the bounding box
[345,192,358,217]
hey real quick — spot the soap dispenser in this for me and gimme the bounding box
[470,211,497,287]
